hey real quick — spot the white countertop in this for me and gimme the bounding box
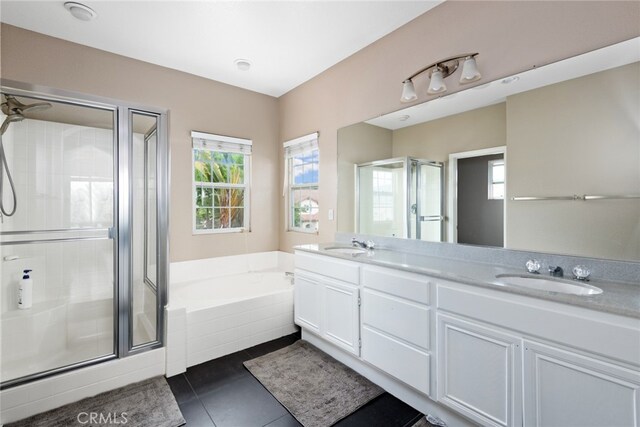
[295,243,640,319]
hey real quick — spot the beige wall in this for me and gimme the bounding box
[336,122,392,233]
[392,103,506,162]
[278,1,640,252]
[2,2,639,260]
[0,24,280,262]
[506,63,640,261]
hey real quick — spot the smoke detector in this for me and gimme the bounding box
[64,2,97,21]
[234,59,252,71]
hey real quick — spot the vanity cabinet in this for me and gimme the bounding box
[294,250,640,427]
[361,266,432,396]
[522,340,640,427]
[294,252,360,356]
[437,280,640,427]
[437,313,522,427]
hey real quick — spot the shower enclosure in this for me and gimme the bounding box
[0,82,169,389]
[356,157,444,241]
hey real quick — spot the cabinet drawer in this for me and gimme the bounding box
[362,266,430,304]
[362,326,430,395]
[437,283,640,366]
[295,251,360,284]
[362,289,430,350]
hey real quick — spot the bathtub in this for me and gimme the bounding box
[165,251,297,375]
[171,271,292,312]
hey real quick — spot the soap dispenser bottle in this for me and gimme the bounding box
[18,269,33,309]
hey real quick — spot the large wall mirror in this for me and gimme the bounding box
[338,37,640,262]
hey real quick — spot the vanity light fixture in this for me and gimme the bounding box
[64,2,97,21]
[400,53,481,102]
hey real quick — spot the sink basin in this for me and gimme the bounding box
[323,246,367,255]
[495,274,603,296]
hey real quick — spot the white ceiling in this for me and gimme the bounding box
[0,1,442,97]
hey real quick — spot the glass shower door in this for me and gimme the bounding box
[0,95,117,386]
[414,160,444,242]
[130,111,159,348]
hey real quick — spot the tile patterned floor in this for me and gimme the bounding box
[167,332,424,427]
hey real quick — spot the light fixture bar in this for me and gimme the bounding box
[400,52,480,103]
[404,53,478,81]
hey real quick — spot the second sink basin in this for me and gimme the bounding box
[495,274,603,296]
[324,246,367,255]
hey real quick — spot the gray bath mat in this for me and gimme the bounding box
[244,340,384,427]
[7,376,185,427]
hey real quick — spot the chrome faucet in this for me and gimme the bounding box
[525,259,541,274]
[572,265,591,281]
[352,237,375,250]
[548,266,564,277]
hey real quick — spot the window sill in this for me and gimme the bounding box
[192,228,248,235]
[287,229,319,235]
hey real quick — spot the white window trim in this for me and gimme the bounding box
[283,132,319,234]
[488,158,505,200]
[191,131,252,234]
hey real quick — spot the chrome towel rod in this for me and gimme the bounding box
[510,194,640,201]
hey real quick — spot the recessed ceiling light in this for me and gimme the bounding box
[399,115,410,121]
[234,59,252,71]
[64,2,97,21]
[502,76,520,84]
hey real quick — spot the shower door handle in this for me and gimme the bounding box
[419,215,444,221]
[0,227,113,245]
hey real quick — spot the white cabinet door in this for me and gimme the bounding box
[437,313,522,427]
[523,340,640,427]
[323,280,360,356]
[294,271,322,333]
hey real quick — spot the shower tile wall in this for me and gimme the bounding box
[0,118,116,381]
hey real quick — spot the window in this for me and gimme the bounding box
[284,132,319,233]
[372,170,394,222]
[192,131,251,233]
[488,159,505,200]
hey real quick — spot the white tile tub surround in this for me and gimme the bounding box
[0,348,165,424]
[166,251,296,376]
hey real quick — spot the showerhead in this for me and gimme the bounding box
[0,95,52,135]
[1,95,52,116]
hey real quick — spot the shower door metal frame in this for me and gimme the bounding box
[0,79,170,389]
[124,108,169,356]
[355,157,444,241]
[412,158,445,242]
